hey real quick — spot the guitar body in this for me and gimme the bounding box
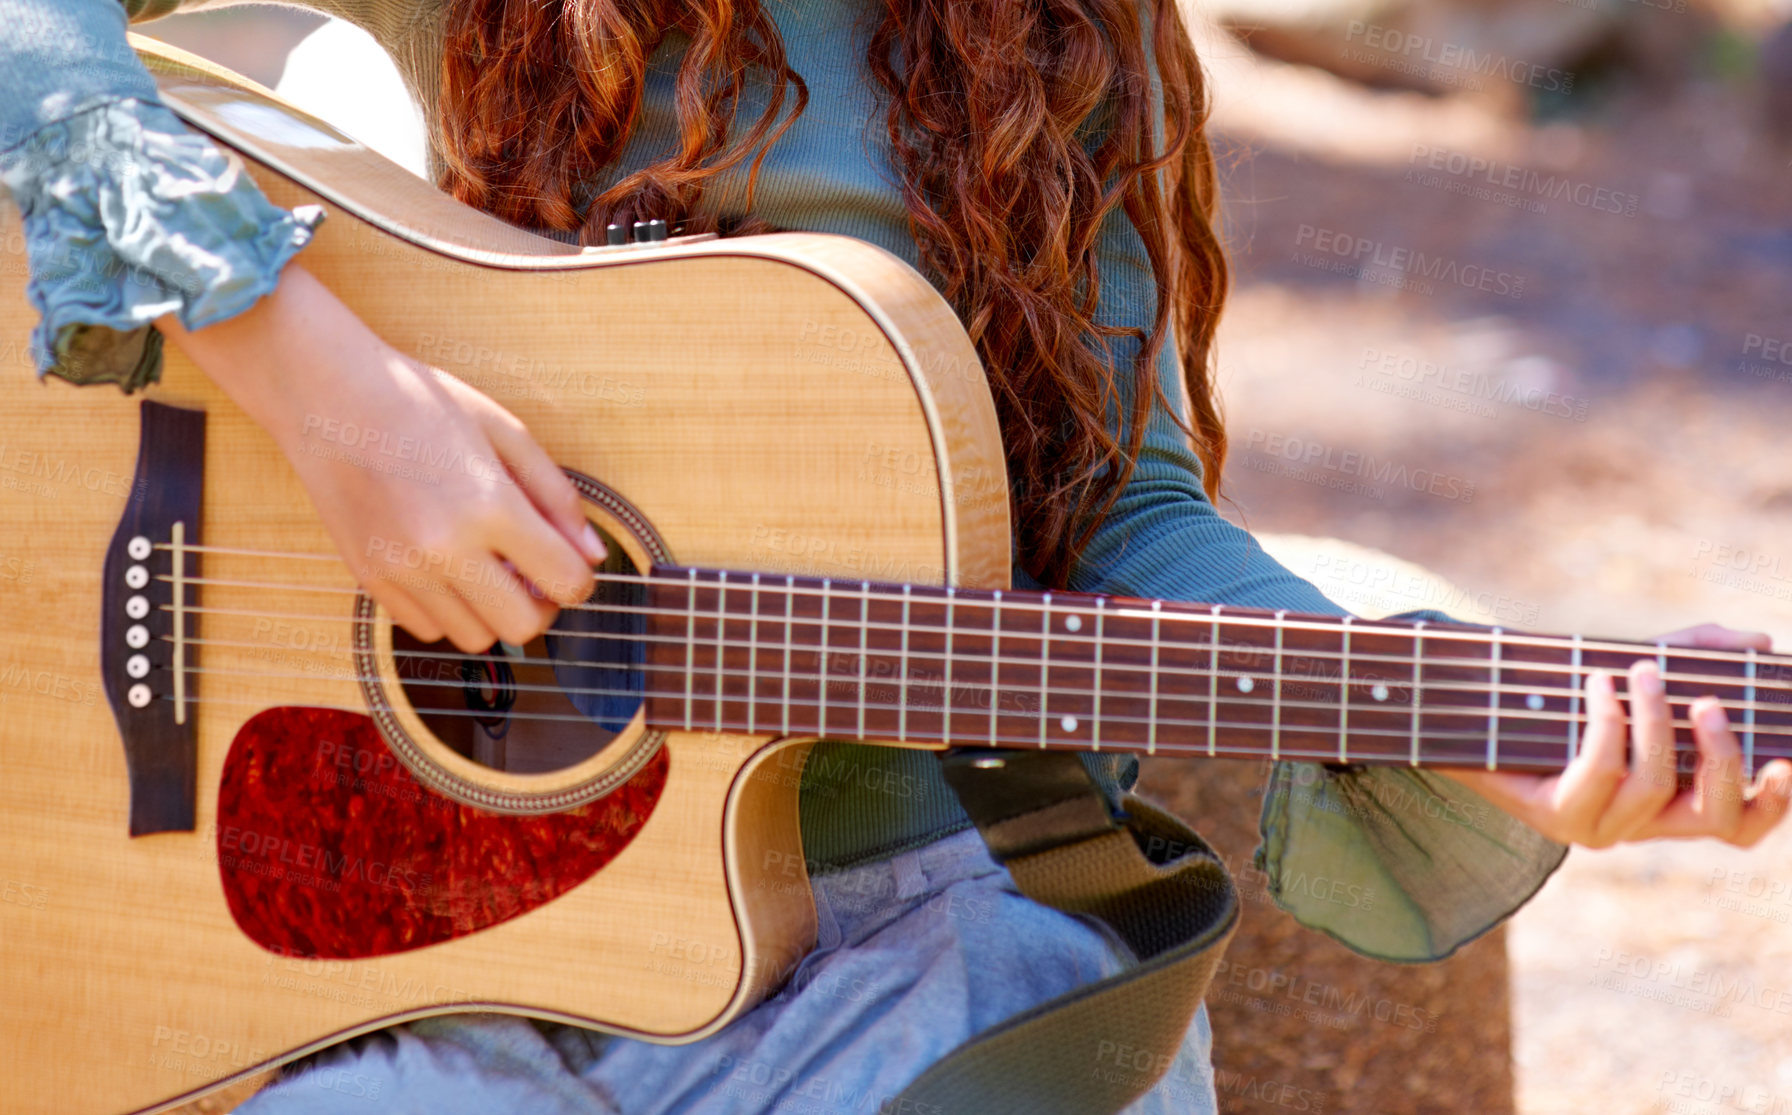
[0,41,1009,1114]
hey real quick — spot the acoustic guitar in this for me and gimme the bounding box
[3,38,1787,1115]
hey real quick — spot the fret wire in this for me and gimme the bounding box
[898,584,912,743]
[819,577,832,736]
[1339,616,1352,764]
[1207,604,1221,759]
[1092,598,1106,752]
[684,567,697,731]
[1410,620,1425,767]
[943,587,955,747]
[1658,641,1668,677]
[747,573,761,734]
[989,591,1002,746]
[714,571,728,733]
[1487,627,1503,771]
[780,574,793,736]
[1147,600,1162,758]
[1039,593,1053,750]
[857,581,870,740]
[1568,635,1582,761]
[1271,609,1285,762]
[1745,647,1758,779]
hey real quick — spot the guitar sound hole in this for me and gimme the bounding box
[390,526,646,774]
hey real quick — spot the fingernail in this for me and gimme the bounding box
[1633,662,1663,697]
[581,522,607,563]
[1696,703,1728,733]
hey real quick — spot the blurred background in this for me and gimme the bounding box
[136,2,1792,1112]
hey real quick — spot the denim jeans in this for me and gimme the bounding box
[242,826,1218,1115]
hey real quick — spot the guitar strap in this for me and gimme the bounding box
[894,749,1240,1115]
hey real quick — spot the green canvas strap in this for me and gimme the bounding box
[896,749,1239,1115]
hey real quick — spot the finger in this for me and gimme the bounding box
[1687,698,1745,838]
[1655,623,1772,651]
[1631,758,1792,843]
[486,493,600,609]
[364,578,443,645]
[446,549,564,648]
[1592,660,1678,845]
[1730,760,1792,847]
[1550,669,1628,841]
[393,568,501,653]
[473,394,608,566]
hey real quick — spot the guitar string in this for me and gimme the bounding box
[156,603,1792,719]
[150,689,1792,768]
[162,634,1792,742]
[152,556,1790,671]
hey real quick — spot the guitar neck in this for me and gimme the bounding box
[638,567,1792,774]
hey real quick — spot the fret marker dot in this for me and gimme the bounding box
[1060,715,1079,732]
[1236,676,1255,694]
[1526,693,1545,711]
[1372,683,1389,702]
[1064,615,1082,632]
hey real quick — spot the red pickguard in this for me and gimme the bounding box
[215,706,667,959]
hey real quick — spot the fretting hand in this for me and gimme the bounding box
[1440,623,1792,849]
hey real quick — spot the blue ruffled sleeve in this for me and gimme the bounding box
[1056,210,1567,964]
[0,0,324,390]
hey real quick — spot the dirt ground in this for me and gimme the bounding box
[1196,12,1792,1114]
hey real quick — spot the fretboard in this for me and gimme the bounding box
[636,567,1792,776]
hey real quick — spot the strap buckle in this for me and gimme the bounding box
[938,747,1126,864]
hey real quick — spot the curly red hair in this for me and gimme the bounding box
[440,0,1228,589]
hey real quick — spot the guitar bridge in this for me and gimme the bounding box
[101,400,205,835]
